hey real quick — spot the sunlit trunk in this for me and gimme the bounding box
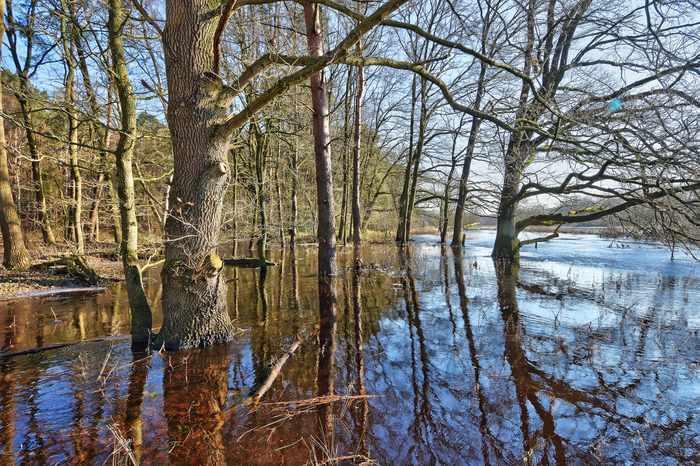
[304,2,336,278]
[0,0,30,270]
[351,56,364,246]
[108,0,153,348]
[158,0,235,349]
[60,1,84,255]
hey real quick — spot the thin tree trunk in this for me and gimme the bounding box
[338,67,352,244]
[396,75,417,243]
[351,52,364,247]
[440,165,455,244]
[289,119,299,247]
[0,0,30,270]
[452,68,486,247]
[5,0,54,245]
[275,138,285,248]
[60,1,84,255]
[405,79,428,241]
[304,1,336,278]
[15,91,54,245]
[108,0,152,348]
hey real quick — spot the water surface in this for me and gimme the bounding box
[1,232,698,465]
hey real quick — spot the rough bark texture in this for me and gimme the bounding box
[304,2,336,278]
[492,141,527,260]
[0,0,30,270]
[108,0,153,348]
[159,0,234,349]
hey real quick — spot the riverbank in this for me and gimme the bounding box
[0,248,122,301]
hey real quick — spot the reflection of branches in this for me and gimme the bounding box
[453,250,497,465]
[496,259,697,463]
[399,247,437,462]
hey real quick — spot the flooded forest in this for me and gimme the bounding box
[0,0,699,465]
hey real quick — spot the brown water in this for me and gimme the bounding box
[1,232,699,465]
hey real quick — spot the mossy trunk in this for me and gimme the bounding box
[108,0,152,348]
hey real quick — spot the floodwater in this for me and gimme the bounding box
[1,231,698,465]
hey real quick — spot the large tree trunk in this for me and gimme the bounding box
[492,142,526,260]
[159,0,234,349]
[304,2,336,278]
[0,0,30,270]
[108,0,153,348]
[351,53,364,246]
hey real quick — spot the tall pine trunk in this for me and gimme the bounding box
[158,0,234,349]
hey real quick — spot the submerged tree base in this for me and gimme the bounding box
[157,271,235,350]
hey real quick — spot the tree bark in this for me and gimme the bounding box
[396,74,417,243]
[492,141,527,260]
[405,78,428,240]
[452,114,483,247]
[108,0,153,348]
[351,52,364,246]
[338,67,353,244]
[5,0,55,245]
[0,0,30,270]
[304,1,336,278]
[60,1,84,255]
[159,0,235,349]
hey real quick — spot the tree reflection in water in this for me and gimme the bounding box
[0,236,698,464]
[163,345,229,465]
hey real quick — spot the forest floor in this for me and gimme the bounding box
[0,241,123,301]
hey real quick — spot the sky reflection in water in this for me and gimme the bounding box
[1,231,699,465]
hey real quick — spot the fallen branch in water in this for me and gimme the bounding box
[223,330,316,419]
[223,257,276,268]
[0,286,106,302]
